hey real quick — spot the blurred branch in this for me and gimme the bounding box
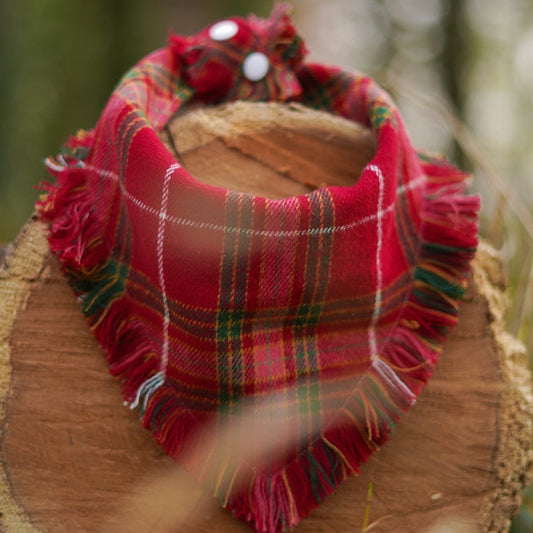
[102,377,357,532]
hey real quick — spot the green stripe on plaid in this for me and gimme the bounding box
[295,190,335,439]
[71,258,128,316]
[217,191,254,409]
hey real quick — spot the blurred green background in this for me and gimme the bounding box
[1,1,533,530]
[0,0,269,240]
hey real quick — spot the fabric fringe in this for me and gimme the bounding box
[37,160,163,407]
[38,140,479,533]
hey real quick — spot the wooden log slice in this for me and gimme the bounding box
[0,102,531,533]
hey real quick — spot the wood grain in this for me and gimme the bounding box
[0,102,531,533]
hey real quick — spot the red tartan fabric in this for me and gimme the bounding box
[38,5,479,532]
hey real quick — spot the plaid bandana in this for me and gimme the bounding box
[38,4,479,532]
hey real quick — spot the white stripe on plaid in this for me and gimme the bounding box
[368,164,384,360]
[127,162,180,411]
[157,163,181,373]
[367,163,416,402]
[82,163,425,237]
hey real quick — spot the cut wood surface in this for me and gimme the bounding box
[0,102,531,533]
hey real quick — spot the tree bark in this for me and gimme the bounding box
[0,102,531,533]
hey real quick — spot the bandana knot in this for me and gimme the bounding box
[170,3,307,104]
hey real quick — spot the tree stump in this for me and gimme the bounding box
[0,102,531,533]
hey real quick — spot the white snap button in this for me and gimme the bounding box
[243,52,270,82]
[208,20,239,41]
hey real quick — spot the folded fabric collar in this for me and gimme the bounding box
[38,4,479,532]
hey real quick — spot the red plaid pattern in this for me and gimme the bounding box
[38,5,479,532]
